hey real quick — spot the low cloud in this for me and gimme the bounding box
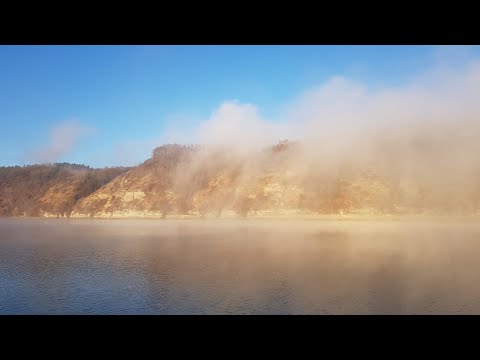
[26,120,95,164]
[196,101,293,154]
[191,59,480,153]
[153,53,480,214]
[181,58,480,171]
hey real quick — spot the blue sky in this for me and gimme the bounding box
[0,45,478,168]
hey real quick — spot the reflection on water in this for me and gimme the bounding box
[1,218,480,314]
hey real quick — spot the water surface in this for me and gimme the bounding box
[1,218,480,314]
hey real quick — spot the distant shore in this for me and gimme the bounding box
[3,213,480,222]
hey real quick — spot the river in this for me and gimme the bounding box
[1,218,480,314]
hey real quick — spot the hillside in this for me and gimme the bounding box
[0,163,129,217]
[70,141,480,218]
[2,141,480,218]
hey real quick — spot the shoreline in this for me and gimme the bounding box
[2,214,480,222]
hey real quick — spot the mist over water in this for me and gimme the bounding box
[2,218,480,314]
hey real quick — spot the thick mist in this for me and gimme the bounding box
[164,59,480,215]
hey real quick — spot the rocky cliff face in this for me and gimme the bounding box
[3,141,480,219]
[69,142,480,218]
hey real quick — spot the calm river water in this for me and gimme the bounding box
[1,218,480,314]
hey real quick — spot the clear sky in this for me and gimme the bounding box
[1,45,479,168]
